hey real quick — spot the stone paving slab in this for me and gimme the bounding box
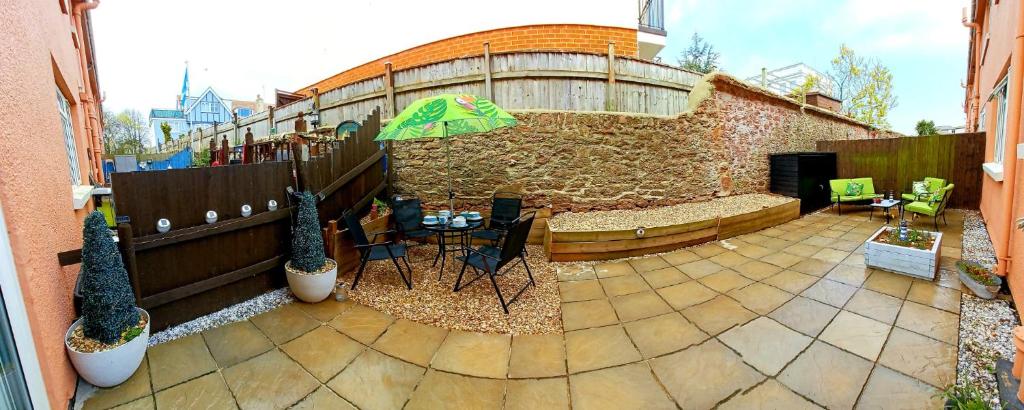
[81,208,967,410]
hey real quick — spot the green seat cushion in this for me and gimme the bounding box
[905,201,937,216]
[829,179,851,195]
[924,177,946,193]
[901,193,921,201]
[845,181,864,196]
[851,177,878,195]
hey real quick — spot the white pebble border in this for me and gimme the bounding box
[957,210,1019,407]
[147,288,294,346]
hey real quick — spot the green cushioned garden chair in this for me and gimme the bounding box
[901,177,947,202]
[829,177,884,215]
[905,183,954,230]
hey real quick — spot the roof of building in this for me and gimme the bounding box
[150,109,185,119]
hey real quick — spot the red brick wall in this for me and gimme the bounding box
[297,24,638,95]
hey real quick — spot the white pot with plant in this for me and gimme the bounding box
[285,192,338,302]
[65,211,150,387]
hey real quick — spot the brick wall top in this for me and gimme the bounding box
[296,24,638,95]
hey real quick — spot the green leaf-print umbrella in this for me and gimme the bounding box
[375,94,517,210]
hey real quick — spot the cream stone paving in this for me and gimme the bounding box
[84,209,968,410]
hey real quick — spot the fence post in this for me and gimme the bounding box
[116,223,143,305]
[243,127,254,164]
[384,62,396,119]
[605,42,617,112]
[220,135,229,164]
[483,42,494,101]
[324,220,338,260]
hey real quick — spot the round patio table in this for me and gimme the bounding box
[422,220,483,281]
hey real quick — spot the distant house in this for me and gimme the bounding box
[148,87,258,149]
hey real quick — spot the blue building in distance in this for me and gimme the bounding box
[148,67,262,150]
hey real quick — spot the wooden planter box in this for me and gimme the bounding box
[864,226,942,280]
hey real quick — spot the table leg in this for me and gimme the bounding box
[437,232,448,280]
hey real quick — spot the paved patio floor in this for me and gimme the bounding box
[82,207,965,409]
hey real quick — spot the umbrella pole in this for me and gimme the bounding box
[445,122,454,212]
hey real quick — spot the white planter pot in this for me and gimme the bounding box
[864,226,942,280]
[286,259,338,303]
[65,308,150,387]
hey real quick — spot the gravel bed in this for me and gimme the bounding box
[956,210,1019,407]
[148,288,294,346]
[343,244,561,335]
[548,194,794,232]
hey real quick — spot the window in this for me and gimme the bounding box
[56,87,81,185]
[993,75,1009,164]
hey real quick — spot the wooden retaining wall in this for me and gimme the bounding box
[545,199,800,262]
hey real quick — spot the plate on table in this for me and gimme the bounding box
[422,220,439,226]
[467,216,483,221]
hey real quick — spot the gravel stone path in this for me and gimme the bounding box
[548,194,794,232]
[957,210,1019,408]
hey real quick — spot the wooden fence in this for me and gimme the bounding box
[298,109,387,225]
[110,163,294,330]
[69,110,390,331]
[157,48,701,156]
[816,132,985,209]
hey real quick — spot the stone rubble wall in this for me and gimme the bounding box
[391,74,899,213]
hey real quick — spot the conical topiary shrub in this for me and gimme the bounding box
[80,211,139,344]
[291,192,326,272]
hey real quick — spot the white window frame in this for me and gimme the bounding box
[56,87,81,186]
[983,74,1010,181]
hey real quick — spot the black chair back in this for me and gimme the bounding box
[498,212,535,267]
[392,196,424,234]
[342,210,370,247]
[490,192,523,230]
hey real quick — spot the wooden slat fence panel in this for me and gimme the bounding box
[816,132,985,209]
[157,51,701,155]
[110,162,294,330]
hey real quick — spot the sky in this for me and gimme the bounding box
[92,0,969,135]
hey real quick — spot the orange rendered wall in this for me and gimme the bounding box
[0,0,100,407]
[297,24,638,95]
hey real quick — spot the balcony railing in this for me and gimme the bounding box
[638,0,665,33]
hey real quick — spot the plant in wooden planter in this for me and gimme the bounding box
[956,260,1001,300]
[65,211,150,387]
[864,225,942,280]
[285,192,338,302]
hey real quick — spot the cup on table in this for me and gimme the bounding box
[873,197,881,204]
[424,215,438,224]
[438,210,452,218]
[439,215,449,225]
[453,216,467,227]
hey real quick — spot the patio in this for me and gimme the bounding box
[79,205,970,410]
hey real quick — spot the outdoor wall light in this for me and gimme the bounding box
[205,210,218,224]
[241,204,252,217]
[635,227,646,239]
[156,218,171,233]
[268,200,278,211]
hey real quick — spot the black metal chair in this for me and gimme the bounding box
[471,191,523,247]
[391,196,433,245]
[342,210,413,290]
[455,212,536,314]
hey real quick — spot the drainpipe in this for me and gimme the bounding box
[996,2,1024,276]
[72,0,103,185]
[963,8,982,129]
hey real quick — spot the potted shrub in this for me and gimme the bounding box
[956,260,1001,299]
[285,192,338,302]
[65,211,149,387]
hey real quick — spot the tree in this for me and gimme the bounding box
[678,33,720,74]
[290,192,326,272]
[790,75,819,105]
[916,120,938,136]
[80,211,139,344]
[102,109,148,155]
[160,122,172,144]
[828,45,898,129]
